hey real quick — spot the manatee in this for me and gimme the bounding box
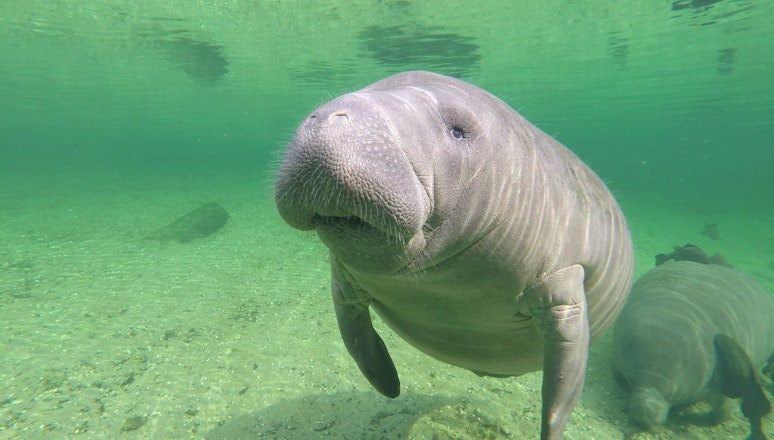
[147,202,229,243]
[612,259,774,438]
[714,333,772,440]
[275,71,635,439]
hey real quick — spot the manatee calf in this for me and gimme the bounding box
[275,71,634,439]
[612,259,774,438]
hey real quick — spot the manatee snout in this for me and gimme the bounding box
[275,93,431,270]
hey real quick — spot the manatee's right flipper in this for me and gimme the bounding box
[713,333,771,440]
[764,352,774,383]
[331,268,399,398]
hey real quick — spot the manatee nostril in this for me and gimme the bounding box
[330,111,349,124]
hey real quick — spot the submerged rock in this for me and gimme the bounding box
[147,202,229,243]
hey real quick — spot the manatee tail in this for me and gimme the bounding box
[713,333,772,440]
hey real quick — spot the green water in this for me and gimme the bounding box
[2,1,772,202]
[1,1,773,439]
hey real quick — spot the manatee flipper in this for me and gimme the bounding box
[764,352,774,383]
[331,269,399,398]
[714,333,771,440]
[526,264,589,440]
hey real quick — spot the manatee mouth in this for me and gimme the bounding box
[312,210,429,274]
[315,214,369,229]
[313,212,402,239]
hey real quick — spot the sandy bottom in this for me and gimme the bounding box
[1,168,773,440]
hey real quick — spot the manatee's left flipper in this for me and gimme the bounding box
[764,352,774,383]
[713,333,771,440]
[331,268,399,399]
[525,264,589,440]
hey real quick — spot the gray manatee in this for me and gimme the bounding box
[612,260,774,438]
[275,71,634,440]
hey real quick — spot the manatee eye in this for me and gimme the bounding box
[451,126,465,139]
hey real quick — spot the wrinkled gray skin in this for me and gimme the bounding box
[275,71,634,440]
[612,260,774,429]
